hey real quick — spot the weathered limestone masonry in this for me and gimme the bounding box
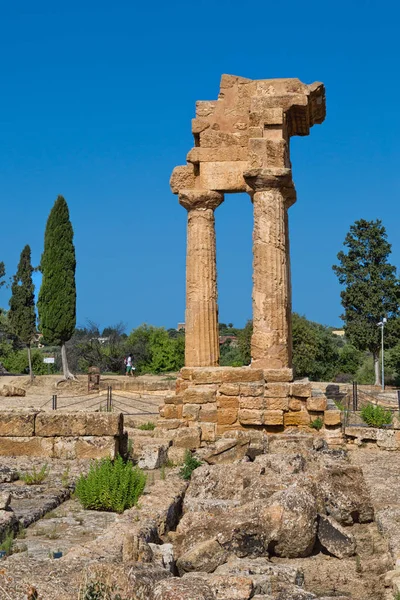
[159,75,329,440]
[0,411,123,459]
[158,367,342,444]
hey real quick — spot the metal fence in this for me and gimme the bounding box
[340,382,400,428]
[39,386,159,417]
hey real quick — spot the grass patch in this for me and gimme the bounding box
[75,455,146,513]
[19,463,49,485]
[310,417,323,431]
[0,529,15,555]
[137,422,155,431]
[179,450,202,481]
[361,404,392,428]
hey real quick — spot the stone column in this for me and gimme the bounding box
[245,169,296,370]
[179,189,224,367]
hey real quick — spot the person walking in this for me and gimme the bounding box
[125,354,134,376]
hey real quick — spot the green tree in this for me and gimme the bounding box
[238,320,252,365]
[0,262,5,289]
[333,219,400,386]
[292,314,340,381]
[8,245,36,381]
[38,196,77,379]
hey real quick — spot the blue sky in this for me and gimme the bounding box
[1,0,399,333]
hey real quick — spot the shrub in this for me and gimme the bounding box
[361,404,392,428]
[0,529,14,555]
[74,455,146,513]
[19,463,49,485]
[137,422,155,431]
[310,417,323,431]
[179,450,202,481]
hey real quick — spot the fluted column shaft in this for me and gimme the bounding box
[179,190,224,367]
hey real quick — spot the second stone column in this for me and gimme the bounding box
[179,189,224,367]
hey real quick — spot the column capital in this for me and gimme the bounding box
[243,167,292,191]
[179,189,224,211]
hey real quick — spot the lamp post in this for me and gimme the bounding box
[377,318,387,391]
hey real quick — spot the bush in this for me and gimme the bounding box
[310,417,323,431]
[0,529,14,555]
[19,464,49,485]
[179,450,202,481]
[75,456,146,513]
[137,422,155,431]
[360,404,392,428]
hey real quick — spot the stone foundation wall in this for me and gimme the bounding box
[0,411,123,459]
[158,367,342,446]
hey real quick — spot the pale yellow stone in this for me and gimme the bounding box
[219,383,240,396]
[284,411,311,427]
[217,395,239,409]
[239,397,264,410]
[264,410,284,425]
[289,398,302,411]
[264,383,290,398]
[0,436,53,457]
[264,368,293,382]
[199,404,218,423]
[238,409,263,425]
[53,437,118,460]
[324,410,342,426]
[0,412,35,437]
[35,412,122,437]
[266,397,289,411]
[217,408,238,426]
[200,422,217,442]
[182,404,200,421]
[182,385,217,404]
[240,383,264,397]
[291,382,312,398]
[306,396,327,412]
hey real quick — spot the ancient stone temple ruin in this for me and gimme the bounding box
[159,75,338,442]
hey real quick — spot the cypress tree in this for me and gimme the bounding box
[9,246,36,381]
[333,219,400,386]
[38,196,76,379]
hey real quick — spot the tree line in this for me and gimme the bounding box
[1,214,400,385]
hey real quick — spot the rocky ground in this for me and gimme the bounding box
[0,433,397,599]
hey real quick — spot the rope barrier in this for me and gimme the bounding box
[111,397,156,413]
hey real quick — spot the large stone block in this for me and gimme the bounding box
[264,383,290,398]
[0,411,36,436]
[182,386,217,404]
[163,405,180,419]
[306,396,327,412]
[324,410,342,426]
[291,382,312,398]
[200,422,217,443]
[182,404,200,421]
[181,367,264,384]
[219,383,240,396]
[239,383,264,397]
[199,404,217,423]
[264,410,284,425]
[239,397,264,410]
[35,412,123,437]
[263,368,293,382]
[156,419,183,431]
[0,436,53,457]
[171,427,201,449]
[238,409,263,425]
[164,392,183,405]
[53,437,118,460]
[265,397,289,411]
[217,395,239,409]
[217,408,238,426]
[288,398,302,411]
[284,411,311,427]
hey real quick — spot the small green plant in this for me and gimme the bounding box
[61,466,70,488]
[179,450,202,481]
[46,525,60,540]
[127,439,133,458]
[361,404,392,428]
[0,529,15,555]
[43,510,60,519]
[394,592,400,600]
[160,465,166,481]
[137,422,155,431]
[17,524,26,539]
[19,463,49,485]
[74,455,146,513]
[310,417,323,431]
